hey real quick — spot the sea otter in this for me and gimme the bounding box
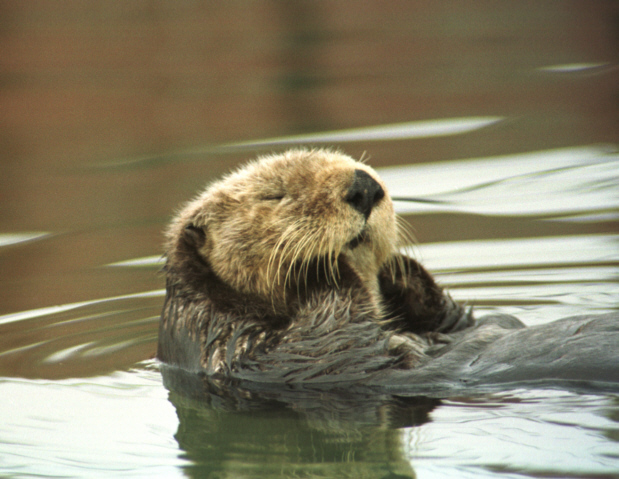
[158,149,619,392]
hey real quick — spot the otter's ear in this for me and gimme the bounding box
[184,224,206,249]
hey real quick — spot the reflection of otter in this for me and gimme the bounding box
[162,367,434,478]
[158,149,619,392]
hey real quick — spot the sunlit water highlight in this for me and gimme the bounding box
[386,145,618,216]
[0,367,186,478]
[0,232,50,247]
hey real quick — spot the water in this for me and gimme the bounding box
[1,3,618,478]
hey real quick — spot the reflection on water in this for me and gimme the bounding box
[538,62,612,73]
[161,367,439,478]
[219,116,504,150]
[0,232,51,247]
[405,390,619,477]
[0,290,162,379]
[386,145,618,216]
[99,116,506,168]
[4,366,617,478]
[0,367,185,478]
[1,1,618,478]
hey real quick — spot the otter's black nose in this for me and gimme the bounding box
[345,169,385,219]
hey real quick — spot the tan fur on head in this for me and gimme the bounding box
[166,148,406,308]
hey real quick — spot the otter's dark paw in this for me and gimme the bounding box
[378,254,472,334]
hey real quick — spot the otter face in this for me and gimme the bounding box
[168,149,398,302]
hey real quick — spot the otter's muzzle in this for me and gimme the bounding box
[345,169,385,220]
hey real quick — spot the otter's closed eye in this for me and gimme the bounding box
[261,193,285,201]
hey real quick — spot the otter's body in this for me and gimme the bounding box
[158,149,619,391]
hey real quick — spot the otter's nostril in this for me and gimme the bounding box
[345,169,384,219]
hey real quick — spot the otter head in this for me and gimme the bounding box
[166,149,400,309]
